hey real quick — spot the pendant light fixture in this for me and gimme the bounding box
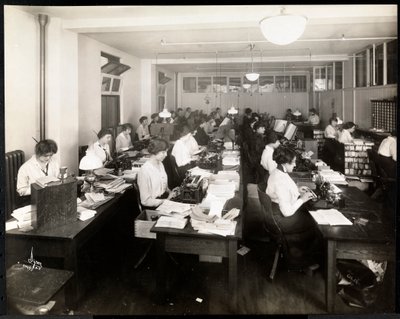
[260,7,307,45]
[245,44,259,82]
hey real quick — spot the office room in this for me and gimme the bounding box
[1,4,398,316]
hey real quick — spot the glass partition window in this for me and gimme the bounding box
[313,67,326,91]
[275,76,290,92]
[183,77,197,93]
[387,40,397,85]
[334,62,343,90]
[375,44,384,86]
[355,50,367,87]
[259,76,275,93]
[291,75,307,92]
[197,77,212,93]
[213,76,228,93]
[228,77,242,92]
[327,64,333,90]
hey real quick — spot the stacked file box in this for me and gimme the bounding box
[343,140,374,176]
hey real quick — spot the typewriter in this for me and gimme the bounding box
[197,152,219,170]
[178,174,206,204]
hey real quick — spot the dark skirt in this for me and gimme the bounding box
[271,202,322,269]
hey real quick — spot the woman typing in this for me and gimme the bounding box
[91,128,113,165]
[17,139,60,196]
[266,146,322,270]
[137,138,175,208]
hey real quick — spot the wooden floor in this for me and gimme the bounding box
[14,235,394,316]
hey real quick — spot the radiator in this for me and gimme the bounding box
[5,150,25,219]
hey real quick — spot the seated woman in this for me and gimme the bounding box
[172,125,199,178]
[136,116,150,141]
[324,117,339,139]
[148,113,160,134]
[137,138,176,208]
[306,108,320,125]
[193,116,211,146]
[17,139,60,196]
[91,128,113,165]
[116,123,133,152]
[378,130,397,177]
[266,146,322,270]
[338,121,356,144]
[260,131,280,176]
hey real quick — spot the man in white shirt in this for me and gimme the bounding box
[377,131,396,177]
[116,123,133,152]
[17,139,60,196]
[136,116,150,141]
[324,117,339,139]
[260,131,280,174]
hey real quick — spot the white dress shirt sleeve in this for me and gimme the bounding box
[137,164,164,208]
[172,140,191,167]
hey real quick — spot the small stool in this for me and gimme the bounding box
[6,264,74,314]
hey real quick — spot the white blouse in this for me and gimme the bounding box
[91,141,112,164]
[260,145,277,173]
[17,155,60,196]
[136,124,150,140]
[186,134,200,155]
[115,132,132,151]
[378,136,397,161]
[137,160,168,207]
[266,168,304,217]
[324,124,338,139]
[338,129,353,144]
[172,138,192,167]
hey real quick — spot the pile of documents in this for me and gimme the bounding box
[187,166,213,179]
[309,209,352,226]
[190,206,238,237]
[7,205,35,230]
[94,177,131,193]
[35,176,60,188]
[221,150,240,170]
[77,206,97,221]
[155,216,188,229]
[94,168,114,176]
[318,169,348,185]
[156,199,192,218]
[211,171,240,191]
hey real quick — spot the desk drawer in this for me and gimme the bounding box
[165,236,229,257]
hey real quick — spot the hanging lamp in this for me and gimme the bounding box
[245,44,259,82]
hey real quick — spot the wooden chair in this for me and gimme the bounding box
[257,183,288,280]
[367,148,396,188]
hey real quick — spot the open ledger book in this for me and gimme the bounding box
[309,209,352,226]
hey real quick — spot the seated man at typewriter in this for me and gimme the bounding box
[172,126,202,178]
[137,138,177,208]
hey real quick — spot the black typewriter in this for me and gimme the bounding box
[132,138,150,151]
[178,174,206,204]
[197,152,219,170]
[207,139,224,153]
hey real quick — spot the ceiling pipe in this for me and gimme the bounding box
[38,14,49,140]
[160,36,397,46]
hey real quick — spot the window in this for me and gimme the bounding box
[213,76,228,93]
[368,47,374,86]
[291,75,307,92]
[259,76,274,93]
[375,44,384,86]
[355,50,367,87]
[228,77,242,92]
[387,40,397,85]
[334,62,343,89]
[327,64,333,90]
[275,76,290,92]
[198,77,212,93]
[183,77,197,93]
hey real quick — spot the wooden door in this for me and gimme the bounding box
[101,95,120,129]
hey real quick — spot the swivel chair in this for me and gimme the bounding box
[257,183,288,280]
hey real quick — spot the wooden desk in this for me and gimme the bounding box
[316,186,395,312]
[151,195,242,310]
[5,190,132,309]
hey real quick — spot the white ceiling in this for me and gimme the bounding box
[14,5,398,73]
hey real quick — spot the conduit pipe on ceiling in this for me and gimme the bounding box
[38,14,49,140]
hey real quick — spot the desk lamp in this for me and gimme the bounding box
[79,151,103,193]
[159,107,171,123]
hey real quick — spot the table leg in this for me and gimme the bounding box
[155,234,167,302]
[64,242,79,310]
[228,239,238,311]
[326,240,336,313]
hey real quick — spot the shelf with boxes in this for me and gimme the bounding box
[343,140,374,176]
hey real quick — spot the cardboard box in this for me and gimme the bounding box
[134,209,161,239]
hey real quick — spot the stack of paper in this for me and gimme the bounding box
[35,176,60,188]
[156,200,192,218]
[85,192,105,204]
[200,193,227,210]
[77,206,97,221]
[212,171,240,191]
[221,150,240,158]
[155,216,188,229]
[95,177,131,193]
[94,168,114,176]
[207,183,235,198]
[309,209,352,226]
[191,218,237,237]
[319,170,348,185]
[190,206,218,223]
[188,166,213,179]
[11,205,36,229]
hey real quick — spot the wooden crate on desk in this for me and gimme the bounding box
[31,178,77,231]
[134,210,160,239]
